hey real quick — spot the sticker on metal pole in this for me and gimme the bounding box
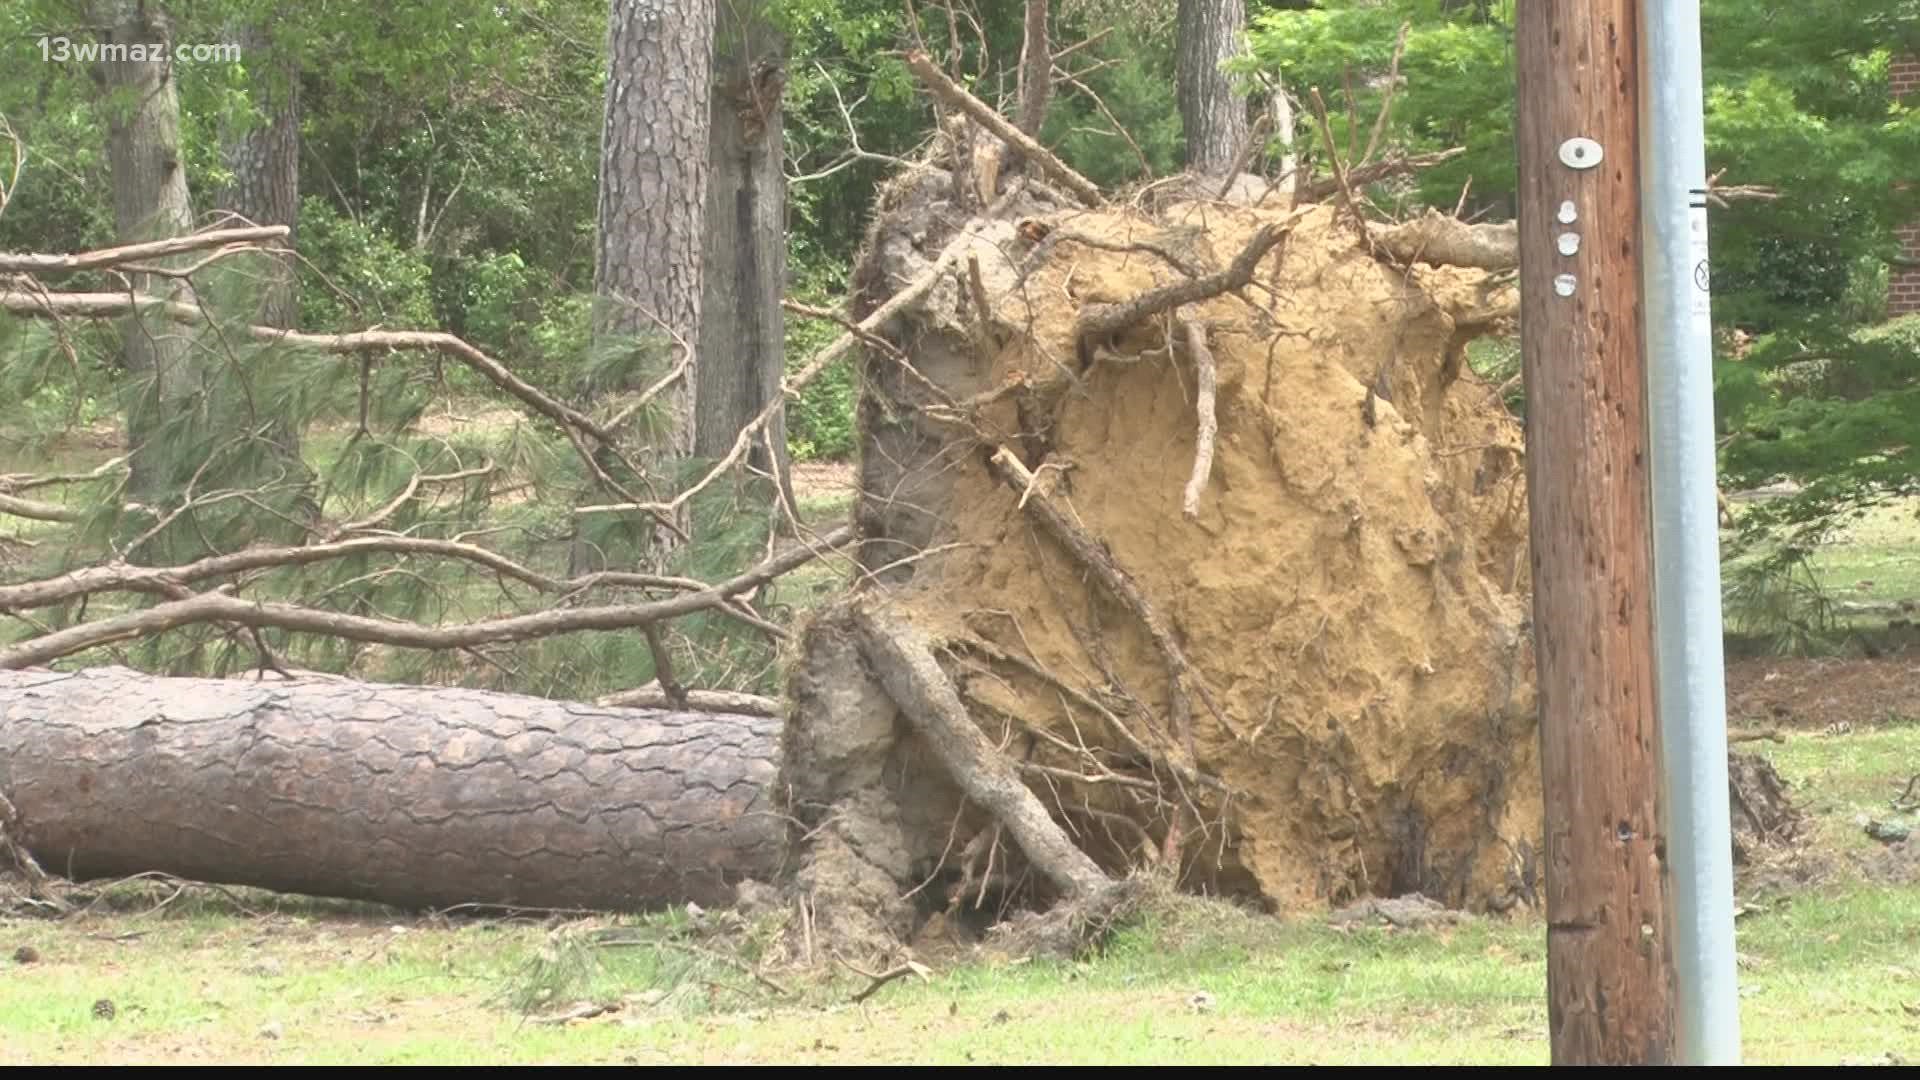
[1688,201,1712,321]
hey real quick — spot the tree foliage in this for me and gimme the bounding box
[1243,0,1920,550]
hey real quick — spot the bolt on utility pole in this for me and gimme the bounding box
[1513,0,1675,1065]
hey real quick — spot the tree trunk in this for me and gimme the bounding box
[0,667,785,912]
[215,25,301,328]
[1016,0,1051,137]
[695,1,790,505]
[215,20,315,519]
[93,2,200,500]
[1175,0,1251,176]
[594,0,713,461]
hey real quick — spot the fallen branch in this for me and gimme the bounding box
[595,685,783,717]
[1705,168,1780,209]
[1358,23,1411,168]
[1075,210,1305,368]
[1307,87,1371,247]
[1179,313,1217,520]
[1376,208,1518,270]
[527,1001,615,1025]
[0,491,79,523]
[0,454,129,495]
[904,49,1103,206]
[853,602,1113,899]
[0,289,617,447]
[578,236,977,523]
[0,533,793,627]
[0,226,289,274]
[784,299,958,410]
[1217,113,1274,200]
[1893,772,1920,813]
[1296,147,1465,203]
[833,951,932,1003]
[0,524,852,669]
[1055,66,1152,181]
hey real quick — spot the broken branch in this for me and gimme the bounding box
[0,226,288,274]
[904,49,1103,206]
[0,525,853,669]
[1075,210,1305,366]
[594,685,783,717]
[1295,147,1465,202]
[0,289,616,446]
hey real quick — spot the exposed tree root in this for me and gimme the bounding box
[1073,211,1306,371]
[852,602,1113,900]
[1377,208,1519,270]
[1180,312,1217,520]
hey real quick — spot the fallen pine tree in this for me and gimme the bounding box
[0,666,787,912]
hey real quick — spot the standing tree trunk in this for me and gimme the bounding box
[92,2,200,501]
[594,0,713,463]
[215,20,316,522]
[1016,0,1051,137]
[215,25,301,329]
[1175,0,1251,176]
[0,667,786,912]
[695,1,790,506]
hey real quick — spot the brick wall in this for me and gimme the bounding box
[1895,56,1920,317]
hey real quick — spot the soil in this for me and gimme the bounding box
[1726,647,1920,730]
[800,164,1541,925]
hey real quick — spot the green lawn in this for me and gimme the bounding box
[6,718,1919,1065]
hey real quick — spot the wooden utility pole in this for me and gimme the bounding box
[1514,0,1674,1065]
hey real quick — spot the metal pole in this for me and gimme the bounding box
[1638,0,1742,1065]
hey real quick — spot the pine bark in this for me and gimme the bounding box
[1017,0,1052,137]
[695,1,790,500]
[0,667,786,912]
[594,0,713,460]
[215,24,302,329]
[214,20,313,515]
[92,2,200,500]
[1175,0,1251,176]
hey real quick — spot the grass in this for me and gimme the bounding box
[6,377,1917,1064]
[1805,499,1920,609]
[1754,718,1920,858]
[6,718,1920,1065]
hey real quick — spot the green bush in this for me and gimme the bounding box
[294,197,436,333]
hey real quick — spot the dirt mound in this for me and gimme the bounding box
[787,169,1538,934]
[1728,751,1805,866]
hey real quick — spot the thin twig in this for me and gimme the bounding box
[1307,87,1371,248]
[904,49,1103,206]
